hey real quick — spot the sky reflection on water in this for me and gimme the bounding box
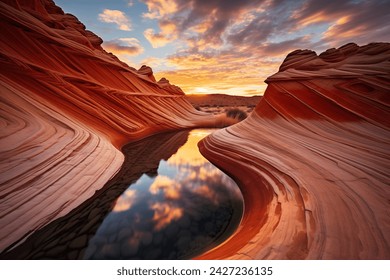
[85,129,243,259]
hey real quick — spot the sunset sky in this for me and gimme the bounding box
[55,0,390,95]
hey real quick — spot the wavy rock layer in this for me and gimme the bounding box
[199,43,390,259]
[0,0,211,252]
[1,131,189,259]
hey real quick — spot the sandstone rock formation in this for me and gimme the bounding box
[0,0,212,252]
[1,130,190,259]
[199,42,390,259]
[157,77,186,95]
[2,0,389,260]
[137,65,157,83]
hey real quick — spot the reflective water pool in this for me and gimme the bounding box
[84,129,243,259]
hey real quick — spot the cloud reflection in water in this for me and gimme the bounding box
[85,129,243,259]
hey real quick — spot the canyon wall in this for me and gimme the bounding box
[199,42,390,259]
[1,0,389,260]
[0,0,210,252]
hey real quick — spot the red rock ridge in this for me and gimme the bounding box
[198,43,390,259]
[0,0,213,252]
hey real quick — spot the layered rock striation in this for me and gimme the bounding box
[1,130,190,259]
[199,43,390,259]
[0,0,212,252]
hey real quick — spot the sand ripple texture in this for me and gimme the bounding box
[199,43,390,259]
[0,0,211,252]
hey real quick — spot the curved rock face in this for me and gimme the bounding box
[199,43,390,259]
[157,77,186,95]
[0,0,211,252]
[1,130,190,259]
[137,65,157,83]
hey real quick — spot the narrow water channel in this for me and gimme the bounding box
[84,129,243,259]
[1,129,243,260]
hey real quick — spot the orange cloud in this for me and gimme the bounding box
[159,20,177,34]
[297,12,328,26]
[151,202,183,230]
[149,175,181,200]
[103,38,144,56]
[140,56,168,68]
[142,0,178,19]
[98,9,132,31]
[136,0,388,96]
[323,16,365,42]
[112,189,137,212]
[143,28,174,48]
[193,184,218,203]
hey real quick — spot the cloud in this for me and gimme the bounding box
[261,36,313,56]
[98,9,132,31]
[320,0,390,45]
[143,28,174,48]
[112,189,137,212]
[149,175,181,200]
[151,202,183,230]
[226,16,273,48]
[288,0,390,45]
[140,0,390,95]
[140,0,303,95]
[142,0,179,19]
[140,56,168,69]
[142,0,389,54]
[103,38,144,56]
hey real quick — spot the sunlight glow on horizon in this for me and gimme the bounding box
[55,0,390,96]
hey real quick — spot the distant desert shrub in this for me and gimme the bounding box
[212,108,248,128]
[225,108,247,121]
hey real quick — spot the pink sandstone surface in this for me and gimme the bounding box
[0,0,214,252]
[198,42,390,259]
